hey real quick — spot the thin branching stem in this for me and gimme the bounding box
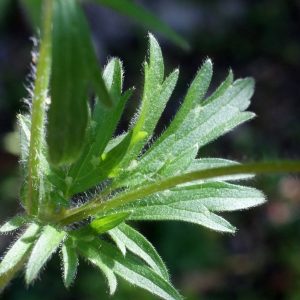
[57,160,300,226]
[27,0,52,215]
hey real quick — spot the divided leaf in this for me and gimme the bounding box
[73,238,118,295]
[115,134,177,188]
[157,145,198,179]
[203,70,233,105]
[152,59,213,148]
[115,138,197,189]
[99,182,265,233]
[113,67,254,190]
[74,238,182,300]
[162,77,255,155]
[109,223,169,280]
[3,31,272,300]
[66,34,178,196]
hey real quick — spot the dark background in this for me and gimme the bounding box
[0,0,300,299]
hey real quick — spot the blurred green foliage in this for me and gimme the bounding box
[0,0,299,299]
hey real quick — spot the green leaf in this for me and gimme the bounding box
[40,153,67,193]
[61,238,78,288]
[118,76,255,189]
[109,223,169,280]
[48,0,112,165]
[147,68,249,159]
[171,77,255,154]
[129,182,265,232]
[117,34,179,170]
[26,225,66,283]
[73,239,117,295]
[66,59,131,195]
[74,238,182,300]
[0,215,32,233]
[74,212,131,239]
[99,182,265,233]
[187,182,266,212]
[67,106,134,195]
[155,59,213,146]
[0,223,41,291]
[48,0,88,165]
[89,212,130,233]
[112,59,213,188]
[111,134,163,187]
[90,0,188,50]
[108,229,126,256]
[116,141,197,189]
[103,132,127,153]
[100,58,123,103]
[203,69,233,105]
[157,146,198,179]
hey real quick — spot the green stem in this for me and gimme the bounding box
[27,0,53,215]
[57,160,300,226]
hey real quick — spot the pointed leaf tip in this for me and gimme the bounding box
[61,239,78,288]
[109,223,170,280]
[0,215,32,233]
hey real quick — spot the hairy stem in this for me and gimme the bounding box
[57,160,300,226]
[27,0,52,215]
